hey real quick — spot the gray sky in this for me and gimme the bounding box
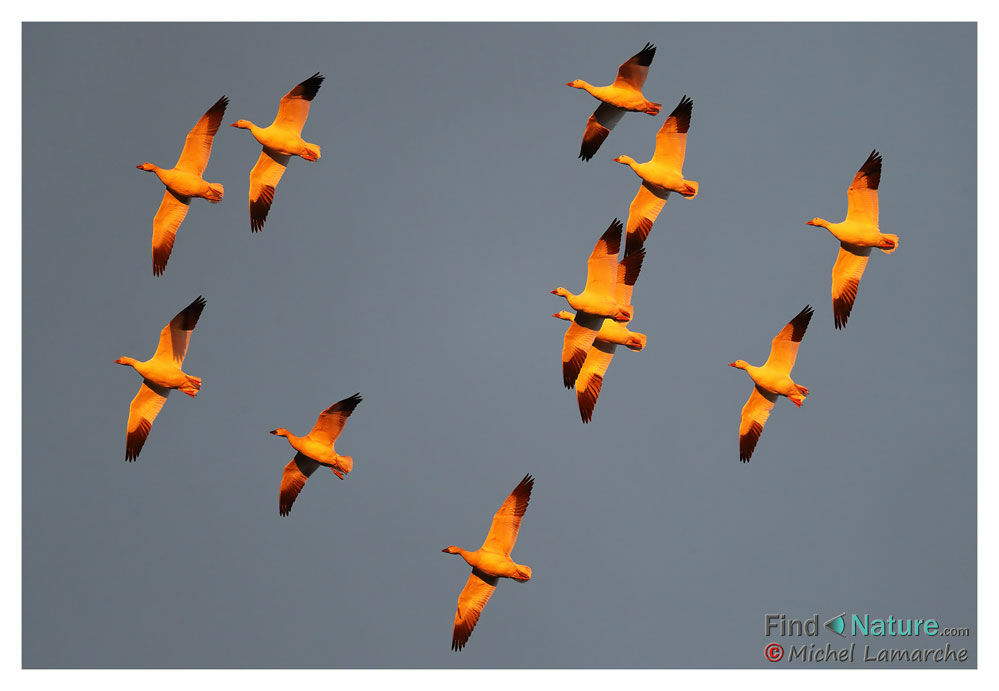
[22,22,975,668]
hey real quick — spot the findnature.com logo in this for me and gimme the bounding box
[762,612,971,664]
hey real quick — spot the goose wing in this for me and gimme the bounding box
[480,474,534,555]
[739,385,778,462]
[174,95,228,176]
[612,42,656,90]
[576,340,617,423]
[624,183,669,255]
[279,453,320,516]
[763,305,813,373]
[308,392,363,446]
[613,246,645,309]
[844,149,881,226]
[650,95,692,171]
[561,311,603,388]
[125,380,169,461]
[831,243,872,329]
[582,219,623,299]
[152,296,206,365]
[272,72,324,135]
[151,189,190,276]
[248,147,290,232]
[579,102,625,161]
[451,568,498,651]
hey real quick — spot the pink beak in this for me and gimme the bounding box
[805,220,816,226]
[728,362,737,367]
[230,123,239,127]
[550,290,558,294]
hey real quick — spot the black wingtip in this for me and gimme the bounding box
[634,42,657,67]
[668,95,693,133]
[296,72,325,101]
[789,304,813,342]
[858,149,882,189]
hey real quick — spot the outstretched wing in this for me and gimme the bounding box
[844,149,881,226]
[272,72,324,135]
[451,568,498,652]
[612,42,656,90]
[480,474,534,555]
[650,95,692,172]
[248,147,290,232]
[763,305,813,374]
[279,453,320,516]
[151,189,190,276]
[576,340,617,424]
[831,243,872,329]
[125,380,169,461]
[175,95,228,176]
[561,311,603,388]
[582,219,623,299]
[152,296,206,364]
[308,392,363,446]
[579,103,625,161]
[739,386,777,462]
[613,246,645,309]
[624,183,669,256]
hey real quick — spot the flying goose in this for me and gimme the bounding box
[551,219,633,323]
[613,96,698,252]
[729,305,813,462]
[114,296,206,461]
[442,474,534,651]
[566,43,661,161]
[136,96,227,276]
[552,249,646,398]
[231,73,324,232]
[806,150,899,329]
[270,392,362,516]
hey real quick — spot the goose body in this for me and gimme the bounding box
[806,150,898,328]
[729,305,813,462]
[114,296,206,461]
[551,219,633,323]
[568,43,661,160]
[614,96,698,241]
[137,96,227,275]
[232,73,324,232]
[443,474,534,651]
[271,392,362,516]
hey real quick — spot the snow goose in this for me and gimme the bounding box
[231,73,324,232]
[553,247,646,414]
[136,96,227,276]
[613,96,698,252]
[551,219,633,323]
[114,296,206,461]
[270,392,362,516]
[806,150,898,329]
[567,43,661,161]
[443,474,534,651]
[729,305,813,462]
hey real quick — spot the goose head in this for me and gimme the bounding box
[230,119,253,130]
[135,162,157,172]
[552,311,574,321]
[728,360,749,370]
[551,287,570,298]
[612,155,637,167]
[565,79,587,89]
[806,217,828,228]
[269,428,290,437]
[113,356,136,366]
[441,545,462,555]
